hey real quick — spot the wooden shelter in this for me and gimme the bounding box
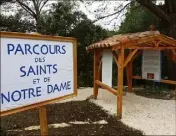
[86,30,176,119]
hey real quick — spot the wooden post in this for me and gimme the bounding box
[126,50,133,92]
[126,61,133,92]
[93,50,99,99]
[33,33,47,136]
[97,60,102,81]
[117,48,124,119]
[39,106,48,136]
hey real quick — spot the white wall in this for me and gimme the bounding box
[102,49,113,87]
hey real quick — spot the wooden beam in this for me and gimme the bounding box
[39,106,48,136]
[132,76,142,79]
[112,46,176,50]
[111,36,158,50]
[155,41,162,47]
[117,48,124,119]
[112,50,119,66]
[124,49,138,68]
[159,36,176,46]
[142,42,155,47]
[160,80,176,85]
[141,47,176,50]
[132,76,176,85]
[95,80,117,96]
[110,35,176,50]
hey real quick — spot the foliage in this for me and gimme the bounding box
[70,20,108,87]
[40,2,87,36]
[1,0,55,32]
[118,2,160,34]
[0,127,6,136]
[0,12,35,32]
[0,0,12,5]
[39,1,109,86]
[1,1,108,87]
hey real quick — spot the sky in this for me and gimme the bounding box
[1,0,165,30]
[79,1,130,30]
[79,0,165,30]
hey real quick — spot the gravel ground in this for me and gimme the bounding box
[61,88,176,135]
[1,101,143,136]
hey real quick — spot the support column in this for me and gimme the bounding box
[93,50,100,99]
[97,60,102,81]
[126,61,132,92]
[126,50,133,92]
[117,48,124,119]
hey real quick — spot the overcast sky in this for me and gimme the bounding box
[79,1,129,30]
[79,0,164,30]
[2,0,165,30]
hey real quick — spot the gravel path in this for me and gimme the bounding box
[61,88,176,135]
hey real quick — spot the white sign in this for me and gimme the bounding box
[102,49,113,87]
[0,32,77,114]
[142,50,161,81]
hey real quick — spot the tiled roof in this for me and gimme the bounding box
[86,31,176,50]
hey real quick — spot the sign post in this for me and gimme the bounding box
[39,106,48,136]
[32,33,48,136]
[0,32,77,135]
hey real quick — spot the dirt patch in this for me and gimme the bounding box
[1,100,144,136]
[133,87,176,100]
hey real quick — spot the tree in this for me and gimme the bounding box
[84,0,176,81]
[70,20,108,86]
[1,1,109,87]
[0,0,12,5]
[43,1,108,86]
[47,1,108,86]
[1,0,51,32]
[136,0,176,38]
[0,12,35,32]
[118,2,159,34]
[84,0,176,37]
[40,1,87,36]
[136,0,176,82]
[116,2,170,86]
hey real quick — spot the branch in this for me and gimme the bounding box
[136,0,171,23]
[16,0,36,18]
[106,12,121,25]
[38,0,43,8]
[32,0,38,14]
[39,0,49,13]
[92,1,134,23]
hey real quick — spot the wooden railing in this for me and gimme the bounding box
[95,80,117,95]
[132,76,176,85]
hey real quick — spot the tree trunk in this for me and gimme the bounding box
[36,17,42,33]
[167,25,176,82]
[137,0,176,81]
[163,16,176,81]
